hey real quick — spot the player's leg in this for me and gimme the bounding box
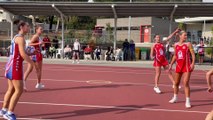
[23,63,34,91]
[4,80,23,120]
[183,72,192,108]
[34,61,44,89]
[169,73,182,103]
[154,66,162,94]
[164,65,175,86]
[206,69,213,92]
[0,80,14,116]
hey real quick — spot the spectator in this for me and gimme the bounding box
[94,46,101,60]
[49,45,56,58]
[42,35,51,58]
[115,47,123,61]
[72,39,81,64]
[165,40,170,61]
[192,41,198,57]
[196,39,207,64]
[169,44,175,61]
[123,39,130,61]
[110,46,115,61]
[105,46,111,61]
[129,40,135,61]
[64,44,72,59]
[84,45,92,60]
[52,36,59,49]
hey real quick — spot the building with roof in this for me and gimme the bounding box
[97,17,178,43]
[175,17,213,43]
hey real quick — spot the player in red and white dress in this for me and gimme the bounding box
[150,28,180,94]
[169,31,195,108]
[24,25,45,90]
[0,20,33,120]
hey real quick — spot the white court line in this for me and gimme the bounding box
[0,101,209,114]
[45,68,206,77]
[45,66,154,73]
[44,65,209,75]
[0,116,53,120]
[30,78,208,89]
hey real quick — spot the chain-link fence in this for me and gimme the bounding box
[1,28,213,64]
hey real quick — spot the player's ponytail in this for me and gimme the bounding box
[13,19,27,31]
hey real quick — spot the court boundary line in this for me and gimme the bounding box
[29,78,208,89]
[0,101,209,114]
[45,68,206,77]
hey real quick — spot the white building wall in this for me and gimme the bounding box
[186,23,203,42]
[203,23,213,39]
[97,17,152,27]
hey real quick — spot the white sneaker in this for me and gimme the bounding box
[154,87,161,94]
[35,83,45,89]
[169,97,178,103]
[77,61,80,64]
[185,100,191,108]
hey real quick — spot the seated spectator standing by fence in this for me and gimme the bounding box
[192,41,198,62]
[130,40,135,61]
[110,46,115,61]
[95,46,101,60]
[105,47,112,61]
[115,47,123,61]
[197,39,207,64]
[42,35,51,58]
[52,36,59,49]
[64,45,72,59]
[165,40,170,61]
[84,45,92,60]
[49,45,56,58]
[123,39,130,61]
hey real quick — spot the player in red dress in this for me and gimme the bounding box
[169,31,195,108]
[0,20,33,120]
[150,28,180,94]
[24,25,45,90]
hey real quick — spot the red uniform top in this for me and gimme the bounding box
[5,34,24,80]
[153,43,168,67]
[175,42,192,73]
[84,47,92,54]
[31,37,43,62]
[42,37,51,49]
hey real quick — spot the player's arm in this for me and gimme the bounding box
[165,28,181,42]
[29,35,43,46]
[189,43,195,70]
[16,37,34,66]
[150,44,154,60]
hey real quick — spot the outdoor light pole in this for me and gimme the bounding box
[128,0,132,41]
[52,4,65,59]
[112,4,117,54]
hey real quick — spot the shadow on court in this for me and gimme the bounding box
[22,104,159,119]
[26,84,133,93]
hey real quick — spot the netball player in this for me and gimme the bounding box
[169,31,195,108]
